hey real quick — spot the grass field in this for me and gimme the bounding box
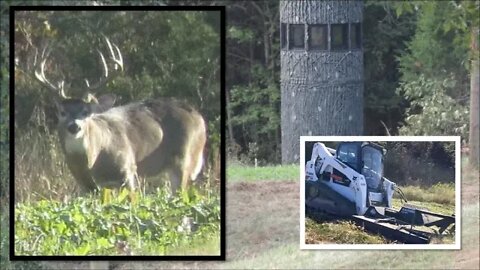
[227,164,298,182]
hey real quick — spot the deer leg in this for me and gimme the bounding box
[122,156,137,190]
[123,171,137,190]
[77,178,98,193]
[167,165,188,195]
[189,149,204,182]
[168,168,181,195]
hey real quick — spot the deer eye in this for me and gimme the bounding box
[80,110,89,117]
[59,111,66,117]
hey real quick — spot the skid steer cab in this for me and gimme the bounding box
[305,142,396,216]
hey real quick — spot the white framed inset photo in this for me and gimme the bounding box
[300,136,460,250]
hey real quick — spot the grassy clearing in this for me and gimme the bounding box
[14,187,220,256]
[219,242,458,269]
[227,164,297,182]
[220,202,478,269]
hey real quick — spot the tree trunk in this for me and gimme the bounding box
[469,26,479,169]
[226,89,235,145]
[280,0,364,163]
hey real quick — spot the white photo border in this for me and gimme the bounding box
[299,136,461,250]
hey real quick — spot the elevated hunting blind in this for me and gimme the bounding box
[280,0,364,163]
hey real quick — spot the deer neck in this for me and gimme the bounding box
[61,117,109,169]
[83,118,111,169]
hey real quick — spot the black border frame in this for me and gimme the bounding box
[9,5,226,261]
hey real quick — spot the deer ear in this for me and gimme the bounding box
[97,94,116,109]
[84,93,99,104]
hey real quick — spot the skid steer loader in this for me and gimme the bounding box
[305,142,456,244]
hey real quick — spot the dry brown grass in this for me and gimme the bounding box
[305,218,386,244]
[15,131,79,203]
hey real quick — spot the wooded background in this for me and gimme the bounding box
[226,1,478,167]
[305,141,456,186]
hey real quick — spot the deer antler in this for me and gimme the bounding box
[33,37,123,97]
[84,37,123,90]
[34,46,67,98]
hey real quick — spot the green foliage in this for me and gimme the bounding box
[363,1,416,134]
[397,2,470,85]
[15,186,220,255]
[384,141,456,187]
[226,2,281,164]
[394,1,477,138]
[397,75,469,137]
[229,65,280,163]
[0,0,10,201]
[228,26,255,43]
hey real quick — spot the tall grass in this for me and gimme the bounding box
[15,131,79,203]
[394,182,455,205]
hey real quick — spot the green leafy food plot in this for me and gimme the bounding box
[14,187,220,256]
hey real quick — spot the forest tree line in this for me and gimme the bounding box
[226,1,479,166]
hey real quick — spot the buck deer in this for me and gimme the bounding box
[34,38,207,194]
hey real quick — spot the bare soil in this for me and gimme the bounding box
[225,181,299,259]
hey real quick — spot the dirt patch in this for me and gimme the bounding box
[455,247,480,269]
[461,167,479,205]
[226,181,299,259]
